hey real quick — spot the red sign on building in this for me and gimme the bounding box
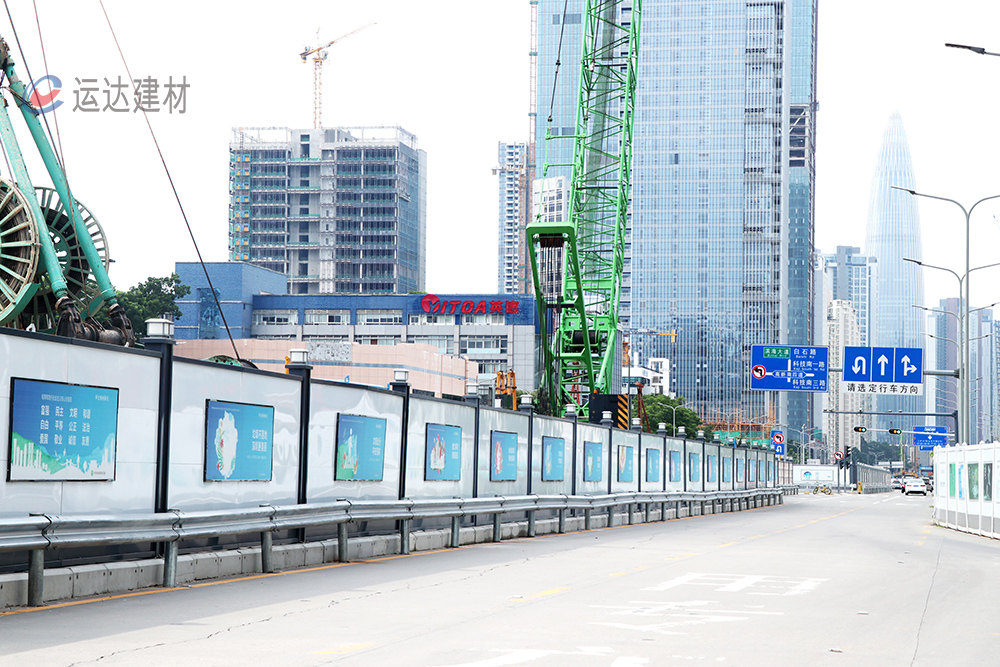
[420,294,519,315]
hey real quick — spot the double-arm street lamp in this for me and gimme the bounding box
[894,187,1000,445]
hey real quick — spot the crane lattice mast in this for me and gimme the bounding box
[527,0,641,417]
[300,23,374,129]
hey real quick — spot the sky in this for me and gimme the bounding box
[2,1,1000,313]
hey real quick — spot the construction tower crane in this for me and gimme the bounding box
[300,22,374,129]
[527,0,641,418]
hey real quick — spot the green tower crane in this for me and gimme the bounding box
[527,0,641,417]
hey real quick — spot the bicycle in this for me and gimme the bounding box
[812,484,833,495]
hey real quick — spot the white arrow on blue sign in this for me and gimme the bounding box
[913,425,947,450]
[843,346,923,384]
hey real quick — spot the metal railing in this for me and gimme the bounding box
[1,487,783,607]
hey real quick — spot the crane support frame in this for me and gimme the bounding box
[528,0,641,417]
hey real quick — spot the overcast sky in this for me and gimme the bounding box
[3,1,1000,314]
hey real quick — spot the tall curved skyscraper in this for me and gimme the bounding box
[864,112,926,427]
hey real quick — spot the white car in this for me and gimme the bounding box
[903,478,927,496]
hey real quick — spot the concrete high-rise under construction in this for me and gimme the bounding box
[228,126,426,295]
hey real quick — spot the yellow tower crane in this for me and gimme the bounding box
[300,22,375,129]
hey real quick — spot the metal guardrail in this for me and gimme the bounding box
[2,487,783,607]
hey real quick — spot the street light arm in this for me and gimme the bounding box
[903,257,962,285]
[945,42,989,54]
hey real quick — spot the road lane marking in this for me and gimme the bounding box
[611,566,651,577]
[510,586,570,602]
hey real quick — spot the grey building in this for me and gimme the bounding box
[229,126,426,296]
[496,142,530,294]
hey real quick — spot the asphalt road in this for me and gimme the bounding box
[2,491,998,666]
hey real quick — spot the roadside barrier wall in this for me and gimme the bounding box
[934,443,1000,538]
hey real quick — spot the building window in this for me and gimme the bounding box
[304,309,350,325]
[461,313,505,326]
[355,335,400,346]
[253,309,298,325]
[407,335,453,355]
[356,309,403,325]
[459,335,508,355]
[409,313,454,325]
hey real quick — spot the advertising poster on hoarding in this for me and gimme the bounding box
[723,457,732,483]
[736,458,745,482]
[689,452,700,482]
[541,436,565,481]
[646,449,661,483]
[707,455,717,483]
[8,378,119,482]
[490,430,518,481]
[583,441,603,482]
[425,423,461,481]
[335,414,387,481]
[669,450,682,482]
[617,445,634,482]
[205,400,274,481]
[749,457,756,482]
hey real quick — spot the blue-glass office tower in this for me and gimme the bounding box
[625,0,818,431]
[863,112,926,431]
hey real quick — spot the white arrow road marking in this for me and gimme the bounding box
[852,355,866,374]
[877,354,889,375]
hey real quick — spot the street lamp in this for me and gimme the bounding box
[895,187,1000,446]
[945,43,1000,57]
[663,403,680,437]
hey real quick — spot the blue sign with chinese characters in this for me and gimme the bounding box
[750,345,828,392]
[205,400,275,481]
[843,346,923,396]
[913,425,947,450]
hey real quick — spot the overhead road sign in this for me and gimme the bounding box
[749,345,828,392]
[842,346,923,396]
[913,425,947,450]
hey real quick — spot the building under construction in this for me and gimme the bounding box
[229,126,427,296]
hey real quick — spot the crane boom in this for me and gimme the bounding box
[527,0,641,418]
[300,22,375,128]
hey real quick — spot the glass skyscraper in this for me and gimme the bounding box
[863,112,926,429]
[628,1,818,431]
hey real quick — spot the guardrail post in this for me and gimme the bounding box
[558,508,566,533]
[609,504,616,528]
[527,511,536,537]
[660,501,666,521]
[627,503,634,525]
[644,502,650,523]
[27,548,43,607]
[451,516,461,547]
[400,518,411,554]
[492,512,502,542]
[261,531,273,573]
[163,540,178,588]
[338,523,349,562]
[584,508,592,530]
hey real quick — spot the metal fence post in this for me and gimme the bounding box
[338,523,349,562]
[27,548,43,607]
[558,508,566,533]
[261,531,273,573]
[492,512,502,542]
[451,516,461,548]
[400,518,411,554]
[163,540,178,588]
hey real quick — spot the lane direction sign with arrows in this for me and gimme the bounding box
[842,346,923,395]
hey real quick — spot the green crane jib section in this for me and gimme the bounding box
[0,38,133,344]
[527,0,640,417]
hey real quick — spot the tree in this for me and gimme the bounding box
[115,273,190,328]
[641,394,707,438]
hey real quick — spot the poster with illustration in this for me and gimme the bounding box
[490,430,518,481]
[335,414,386,481]
[425,423,461,481]
[8,378,119,481]
[707,455,717,483]
[759,460,767,483]
[723,457,732,483]
[689,452,700,482]
[541,436,565,481]
[204,400,274,481]
[645,449,661,483]
[748,457,756,482]
[669,450,682,482]
[617,445,634,482]
[583,441,603,482]
[737,457,745,482]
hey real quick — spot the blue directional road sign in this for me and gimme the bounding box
[749,345,828,392]
[842,346,923,395]
[913,425,947,451]
[771,429,785,455]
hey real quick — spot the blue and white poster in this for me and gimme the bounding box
[617,445,634,482]
[707,455,717,483]
[336,414,387,481]
[425,423,461,481]
[583,441,603,482]
[205,400,274,481]
[9,378,119,481]
[736,458,745,482]
[689,452,700,482]
[749,458,757,482]
[669,450,682,482]
[646,449,661,483]
[723,457,732,483]
[760,460,767,482]
[490,430,518,481]
[541,436,565,481]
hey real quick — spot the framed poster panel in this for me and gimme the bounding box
[335,414,387,481]
[645,448,661,483]
[617,445,634,482]
[541,436,565,482]
[583,441,603,482]
[205,399,275,481]
[723,456,733,483]
[425,423,462,481]
[490,430,518,481]
[669,450,682,482]
[8,377,119,481]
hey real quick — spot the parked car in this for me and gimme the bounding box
[904,478,928,496]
